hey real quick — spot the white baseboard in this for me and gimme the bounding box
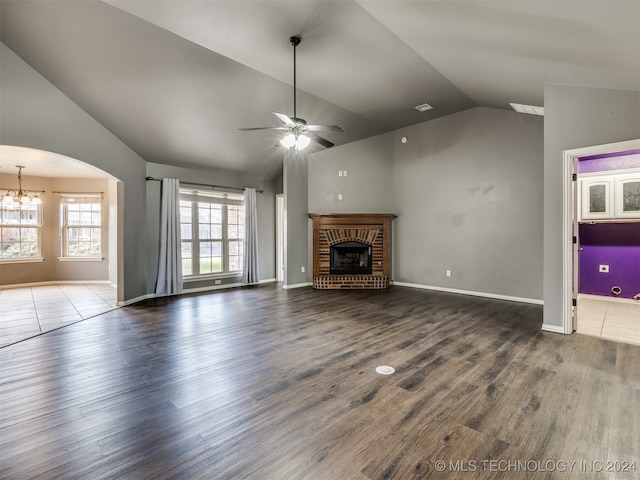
[541,323,566,334]
[392,281,544,305]
[283,281,313,289]
[0,280,115,290]
[117,294,154,306]
[118,278,279,306]
[183,282,243,294]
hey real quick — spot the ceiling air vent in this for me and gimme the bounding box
[510,103,544,116]
[414,102,434,112]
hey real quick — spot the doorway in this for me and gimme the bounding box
[276,194,284,282]
[562,139,640,339]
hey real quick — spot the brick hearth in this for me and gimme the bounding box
[309,213,396,289]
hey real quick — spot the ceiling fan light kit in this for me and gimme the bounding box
[240,35,343,151]
[280,132,311,150]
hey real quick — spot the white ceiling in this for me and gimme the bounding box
[1,1,639,180]
[0,146,109,179]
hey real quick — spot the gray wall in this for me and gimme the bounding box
[145,162,276,292]
[309,132,394,213]
[283,150,309,286]
[308,107,544,301]
[543,84,640,328]
[1,42,147,302]
[394,107,543,300]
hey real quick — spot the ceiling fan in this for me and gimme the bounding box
[239,35,344,150]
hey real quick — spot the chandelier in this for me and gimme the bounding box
[2,165,41,205]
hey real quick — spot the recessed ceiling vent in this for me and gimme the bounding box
[414,102,434,112]
[510,103,544,116]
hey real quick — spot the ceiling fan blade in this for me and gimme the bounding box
[310,134,335,149]
[273,112,295,125]
[238,126,287,131]
[306,124,344,132]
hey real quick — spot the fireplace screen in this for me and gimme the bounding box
[330,241,372,274]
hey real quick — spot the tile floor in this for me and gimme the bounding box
[576,295,640,346]
[0,283,117,348]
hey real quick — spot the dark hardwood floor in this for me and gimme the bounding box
[1,284,638,479]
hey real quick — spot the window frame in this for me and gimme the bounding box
[0,200,43,263]
[179,188,245,279]
[59,193,103,260]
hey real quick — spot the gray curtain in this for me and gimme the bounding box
[156,178,183,295]
[242,187,260,284]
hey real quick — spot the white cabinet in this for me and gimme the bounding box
[579,171,640,221]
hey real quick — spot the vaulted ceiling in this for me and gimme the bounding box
[1,1,639,180]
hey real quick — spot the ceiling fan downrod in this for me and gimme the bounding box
[290,35,301,121]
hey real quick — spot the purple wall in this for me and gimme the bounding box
[579,223,640,299]
[579,150,640,173]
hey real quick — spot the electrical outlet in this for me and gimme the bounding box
[343,170,347,177]
[446,270,451,277]
[338,194,343,200]
[215,279,222,285]
[599,265,609,273]
[338,170,343,176]
[301,266,305,273]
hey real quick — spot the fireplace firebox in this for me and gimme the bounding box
[330,241,372,274]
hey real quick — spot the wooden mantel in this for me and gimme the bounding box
[309,213,396,289]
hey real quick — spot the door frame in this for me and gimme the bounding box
[276,194,285,282]
[562,138,640,334]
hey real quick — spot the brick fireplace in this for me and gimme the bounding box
[309,213,396,289]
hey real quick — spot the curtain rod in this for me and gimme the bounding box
[52,191,104,195]
[145,176,263,194]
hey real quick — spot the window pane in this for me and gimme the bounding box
[182,258,192,276]
[181,241,192,275]
[198,206,211,223]
[181,224,192,240]
[1,226,38,258]
[1,209,19,224]
[229,240,243,271]
[180,205,191,223]
[211,207,222,223]
[65,226,101,256]
[199,224,211,239]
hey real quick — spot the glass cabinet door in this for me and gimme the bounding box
[580,178,613,220]
[615,174,640,218]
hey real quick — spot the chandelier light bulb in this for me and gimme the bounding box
[280,133,296,148]
[295,134,311,150]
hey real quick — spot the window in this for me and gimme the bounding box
[180,189,244,277]
[0,201,42,260]
[60,194,102,258]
